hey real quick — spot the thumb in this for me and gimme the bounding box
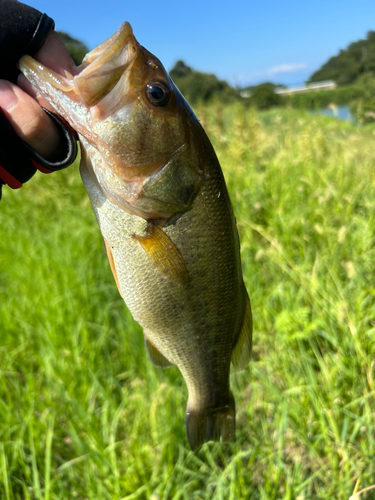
[0,79,62,160]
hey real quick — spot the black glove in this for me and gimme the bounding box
[0,0,78,200]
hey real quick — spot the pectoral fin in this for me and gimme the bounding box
[231,286,252,371]
[133,222,188,283]
[144,335,172,368]
[104,238,121,295]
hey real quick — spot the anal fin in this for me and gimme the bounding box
[133,221,188,283]
[231,286,252,371]
[144,334,172,368]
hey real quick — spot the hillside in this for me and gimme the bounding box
[309,31,375,85]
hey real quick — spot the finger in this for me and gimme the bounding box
[0,80,61,160]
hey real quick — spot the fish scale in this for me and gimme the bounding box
[82,149,243,415]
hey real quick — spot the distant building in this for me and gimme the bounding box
[275,80,336,95]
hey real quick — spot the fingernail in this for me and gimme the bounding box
[0,81,18,111]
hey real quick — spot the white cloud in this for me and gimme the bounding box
[230,63,309,87]
[267,63,307,76]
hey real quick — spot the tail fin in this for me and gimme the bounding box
[185,393,236,451]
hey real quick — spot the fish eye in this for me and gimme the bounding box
[145,82,171,107]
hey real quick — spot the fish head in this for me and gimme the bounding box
[20,23,208,219]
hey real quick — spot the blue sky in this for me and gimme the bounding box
[27,0,375,87]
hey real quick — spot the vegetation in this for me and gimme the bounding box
[169,60,238,104]
[244,83,283,110]
[1,105,375,498]
[281,83,363,109]
[309,31,375,86]
[169,62,283,109]
[349,73,375,123]
[168,59,375,118]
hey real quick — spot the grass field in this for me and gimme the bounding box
[1,106,375,499]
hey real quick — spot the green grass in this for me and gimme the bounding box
[1,105,375,499]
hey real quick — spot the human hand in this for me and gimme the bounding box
[0,30,76,161]
[0,0,79,198]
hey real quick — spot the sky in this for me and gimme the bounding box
[25,0,375,88]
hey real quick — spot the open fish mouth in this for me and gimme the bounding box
[19,22,140,110]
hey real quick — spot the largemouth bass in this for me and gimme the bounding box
[20,23,252,451]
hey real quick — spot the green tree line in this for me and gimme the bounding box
[169,60,239,103]
[309,31,375,86]
[169,60,284,108]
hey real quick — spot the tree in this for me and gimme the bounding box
[169,60,238,103]
[309,31,375,86]
[169,60,193,80]
[349,72,375,123]
[248,84,282,109]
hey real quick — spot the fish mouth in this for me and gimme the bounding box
[19,22,140,110]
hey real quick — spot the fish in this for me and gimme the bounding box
[19,22,252,451]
